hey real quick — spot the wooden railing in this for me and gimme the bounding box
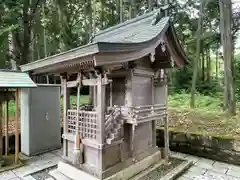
[67,110,97,140]
[126,104,167,124]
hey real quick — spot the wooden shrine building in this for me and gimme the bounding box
[0,70,36,168]
[20,9,187,180]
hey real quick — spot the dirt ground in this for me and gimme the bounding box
[165,108,240,139]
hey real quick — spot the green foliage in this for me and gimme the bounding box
[169,65,223,96]
[168,92,222,111]
[234,53,240,100]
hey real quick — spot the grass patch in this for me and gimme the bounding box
[168,93,222,111]
[167,92,240,139]
[167,107,240,139]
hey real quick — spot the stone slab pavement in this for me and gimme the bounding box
[1,149,240,180]
[173,152,240,180]
[0,149,62,180]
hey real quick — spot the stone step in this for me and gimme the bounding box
[57,161,98,180]
[49,169,72,180]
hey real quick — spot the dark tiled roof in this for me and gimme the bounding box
[94,9,169,43]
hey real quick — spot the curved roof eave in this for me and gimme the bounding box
[20,20,170,74]
[20,43,100,72]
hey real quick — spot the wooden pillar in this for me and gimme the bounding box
[164,116,169,162]
[15,88,19,164]
[152,77,156,147]
[130,124,135,157]
[73,73,82,165]
[93,86,97,109]
[109,81,113,107]
[96,74,105,145]
[89,87,93,105]
[0,101,2,162]
[5,100,9,156]
[164,77,169,162]
[89,74,94,106]
[96,74,105,173]
[62,73,69,158]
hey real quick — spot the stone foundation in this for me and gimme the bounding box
[157,128,240,166]
[51,147,162,180]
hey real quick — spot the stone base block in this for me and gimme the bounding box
[56,161,99,180]
[53,148,162,180]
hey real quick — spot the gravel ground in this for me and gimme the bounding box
[31,166,57,180]
[138,158,183,180]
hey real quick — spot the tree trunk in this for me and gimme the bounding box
[190,0,206,108]
[89,0,93,40]
[216,45,219,80]
[92,0,96,36]
[21,0,31,65]
[148,0,153,10]
[100,0,105,29]
[219,0,235,115]
[120,0,124,22]
[116,0,120,23]
[207,47,211,82]
[129,0,136,19]
[201,44,205,81]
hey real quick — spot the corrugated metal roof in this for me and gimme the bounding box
[0,70,37,88]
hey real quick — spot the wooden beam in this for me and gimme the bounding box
[5,100,9,156]
[15,88,19,164]
[82,78,111,86]
[66,78,111,88]
[67,80,79,88]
